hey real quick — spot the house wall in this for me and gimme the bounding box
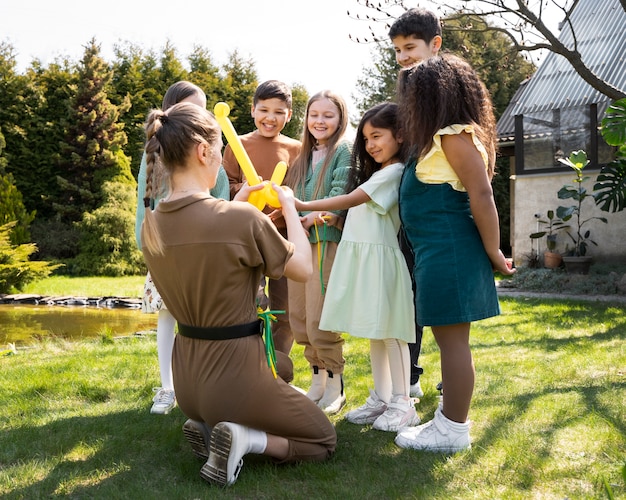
[510,170,626,266]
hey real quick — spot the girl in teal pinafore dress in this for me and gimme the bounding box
[395,54,515,453]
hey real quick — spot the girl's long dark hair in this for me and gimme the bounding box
[347,102,404,193]
[397,53,497,179]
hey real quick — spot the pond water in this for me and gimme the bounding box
[0,304,158,347]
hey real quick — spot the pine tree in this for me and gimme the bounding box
[54,39,133,225]
[0,128,35,245]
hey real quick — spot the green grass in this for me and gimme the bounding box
[1,296,624,499]
[20,275,146,298]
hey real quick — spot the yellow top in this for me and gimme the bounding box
[415,124,488,192]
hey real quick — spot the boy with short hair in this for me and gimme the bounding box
[224,80,302,356]
[389,7,442,68]
[389,8,442,399]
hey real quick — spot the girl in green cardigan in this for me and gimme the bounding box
[284,90,351,414]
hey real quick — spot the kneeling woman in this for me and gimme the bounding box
[140,102,336,487]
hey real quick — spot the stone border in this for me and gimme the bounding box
[0,294,142,309]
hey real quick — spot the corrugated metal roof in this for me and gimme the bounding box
[497,0,626,141]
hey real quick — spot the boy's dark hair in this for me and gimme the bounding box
[253,80,293,108]
[388,8,441,43]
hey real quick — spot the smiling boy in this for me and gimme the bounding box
[389,8,442,69]
[223,80,302,356]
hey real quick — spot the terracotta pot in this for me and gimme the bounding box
[543,251,563,269]
[562,255,593,275]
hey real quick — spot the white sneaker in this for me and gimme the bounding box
[372,395,420,432]
[344,389,387,425]
[318,371,346,414]
[201,422,249,486]
[409,380,424,398]
[150,388,176,414]
[395,406,471,453]
[182,419,212,460]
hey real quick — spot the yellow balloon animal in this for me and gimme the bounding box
[213,102,287,210]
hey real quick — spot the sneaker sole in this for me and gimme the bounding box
[345,414,383,425]
[394,435,471,453]
[373,414,421,432]
[200,424,243,487]
[150,404,175,415]
[183,423,209,460]
[320,394,346,415]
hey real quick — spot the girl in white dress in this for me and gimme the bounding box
[294,102,419,432]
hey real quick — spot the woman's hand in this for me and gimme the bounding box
[233,181,266,202]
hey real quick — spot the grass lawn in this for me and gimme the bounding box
[1,279,625,498]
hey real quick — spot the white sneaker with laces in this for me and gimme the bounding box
[150,387,176,414]
[201,422,250,486]
[372,395,420,432]
[409,380,424,398]
[344,389,387,425]
[394,406,471,452]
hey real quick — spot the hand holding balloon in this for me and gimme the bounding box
[214,102,286,210]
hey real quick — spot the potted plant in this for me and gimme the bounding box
[556,150,608,274]
[529,210,569,268]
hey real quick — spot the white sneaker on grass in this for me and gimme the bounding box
[201,422,249,487]
[395,406,471,452]
[344,389,387,425]
[150,387,176,414]
[372,395,420,432]
[182,419,212,460]
[409,380,424,398]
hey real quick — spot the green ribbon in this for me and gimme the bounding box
[257,308,285,378]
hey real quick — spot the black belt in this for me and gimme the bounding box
[177,320,261,340]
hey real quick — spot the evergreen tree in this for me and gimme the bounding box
[111,42,152,178]
[26,58,76,218]
[188,45,226,112]
[220,51,258,134]
[283,83,309,140]
[71,181,144,276]
[0,221,61,293]
[0,128,35,245]
[54,39,133,226]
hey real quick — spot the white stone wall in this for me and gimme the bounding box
[510,172,626,265]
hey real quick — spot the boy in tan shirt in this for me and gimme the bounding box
[223,80,302,355]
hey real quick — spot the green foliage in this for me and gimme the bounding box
[556,151,608,256]
[0,221,61,293]
[353,44,399,117]
[70,181,144,276]
[29,219,80,263]
[0,38,267,276]
[282,83,309,139]
[529,209,569,251]
[54,39,132,226]
[500,263,626,296]
[594,98,626,213]
[0,127,35,245]
[219,50,258,134]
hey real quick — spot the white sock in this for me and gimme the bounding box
[384,338,411,397]
[247,428,268,454]
[156,309,176,391]
[370,340,391,403]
